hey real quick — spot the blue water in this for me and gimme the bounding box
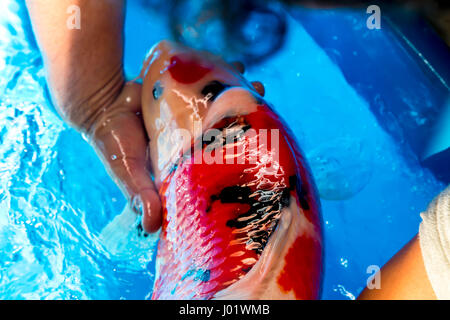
[0,0,446,299]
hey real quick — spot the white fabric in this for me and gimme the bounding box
[419,185,450,300]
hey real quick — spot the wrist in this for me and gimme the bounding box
[53,65,126,136]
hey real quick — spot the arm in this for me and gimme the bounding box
[26,0,125,127]
[26,0,161,232]
[358,235,436,300]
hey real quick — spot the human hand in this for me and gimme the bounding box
[26,1,161,233]
[87,81,162,233]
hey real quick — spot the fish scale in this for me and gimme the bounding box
[152,105,306,299]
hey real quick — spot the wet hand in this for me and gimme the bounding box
[88,81,162,233]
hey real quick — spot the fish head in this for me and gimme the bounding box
[141,41,323,300]
[141,40,263,183]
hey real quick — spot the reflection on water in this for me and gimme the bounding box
[309,137,373,201]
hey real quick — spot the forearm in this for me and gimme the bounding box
[26,0,125,132]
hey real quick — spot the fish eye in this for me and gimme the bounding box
[201,80,228,102]
[153,80,163,100]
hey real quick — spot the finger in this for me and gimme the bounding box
[141,188,162,233]
[92,83,162,233]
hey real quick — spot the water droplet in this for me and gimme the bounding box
[131,195,144,215]
[333,285,355,300]
[81,132,89,142]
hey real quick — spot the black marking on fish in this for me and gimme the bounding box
[170,116,252,167]
[202,120,251,151]
[201,80,229,102]
[218,186,252,204]
[242,266,252,273]
[280,188,291,207]
[209,173,306,255]
[289,174,310,211]
[210,184,289,255]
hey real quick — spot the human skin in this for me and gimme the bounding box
[26,0,161,232]
[358,235,436,300]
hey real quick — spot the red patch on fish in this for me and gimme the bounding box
[168,54,213,84]
[151,104,322,299]
[277,231,322,299]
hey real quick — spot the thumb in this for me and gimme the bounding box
[137,188,162,234]
[91,82,162,233]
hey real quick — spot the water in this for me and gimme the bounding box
[0,0,446,299]
[0,0,156,299]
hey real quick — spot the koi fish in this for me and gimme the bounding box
[105,40,323,300]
